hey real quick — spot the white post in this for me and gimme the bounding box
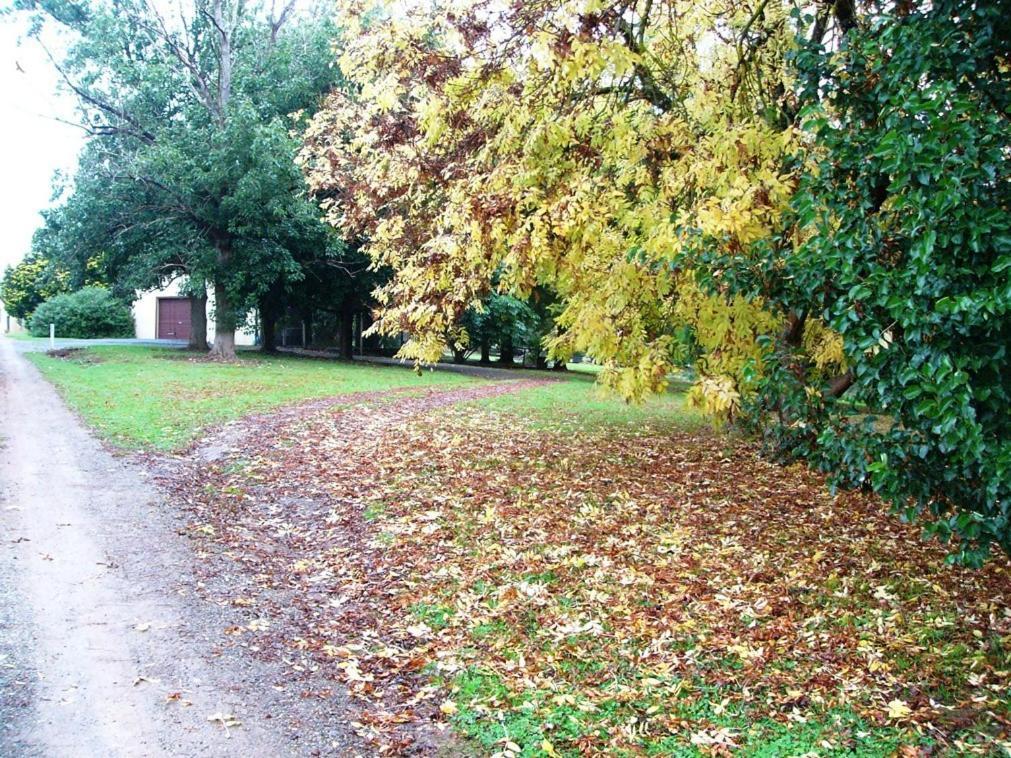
[49,323,55,350]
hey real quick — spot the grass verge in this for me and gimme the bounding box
[470,373,705,434]
[25,346,474,450]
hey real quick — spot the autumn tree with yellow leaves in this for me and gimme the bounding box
[301,0,825,397]
[303,0,1011,563]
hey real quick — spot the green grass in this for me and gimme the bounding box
[470,372,705,433]
[447,670,921,757]
[26,346,474,451]
[3,332,37,341]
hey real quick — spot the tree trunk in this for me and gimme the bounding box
[260,307,277,353]
[453,347,467,364]
[339,307,354,361]
[498,334,515,366]
[209,284,236,359]
[480,338,491,365]
[209,240,236,360]
[534,345,548,370]
[304,309,314,348]
[188,294,208,350]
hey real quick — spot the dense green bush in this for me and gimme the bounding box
[29,287,135,339]
[753,1,1011,564]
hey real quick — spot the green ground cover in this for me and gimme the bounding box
[472,372,704,434]
[25,346,475,450]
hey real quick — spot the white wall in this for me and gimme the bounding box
[133,278,257,346]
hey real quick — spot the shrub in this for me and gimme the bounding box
[30,287,135,339]
[767,1,1011,564]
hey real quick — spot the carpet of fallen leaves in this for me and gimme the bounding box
[161,382,1011,756]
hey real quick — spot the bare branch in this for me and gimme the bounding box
[37,40,156,144]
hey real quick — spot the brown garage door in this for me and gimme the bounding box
[157,297,191,340]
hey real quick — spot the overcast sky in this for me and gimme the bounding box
[0,16,83,273]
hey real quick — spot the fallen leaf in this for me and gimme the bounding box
[886,699,912,720]
[439,699,457,716]
[207,712,242,730]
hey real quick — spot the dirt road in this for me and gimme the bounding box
[0,338,356,757]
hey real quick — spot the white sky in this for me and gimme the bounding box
[0,17,83,272]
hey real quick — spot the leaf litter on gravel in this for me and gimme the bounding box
[162,383,1011,756]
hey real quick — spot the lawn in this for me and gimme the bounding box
[472,371,705,434]
[24,346,476,450]
[26,345,706,451]
[177,384,1011,756]
[26,344,1011,754]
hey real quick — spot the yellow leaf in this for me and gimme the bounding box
[886,699,912,720]
[439,699,458,716]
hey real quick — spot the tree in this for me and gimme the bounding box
[0,253,70,321]
[303,1,1011,560]
[30,143,214,347]
[20,0,344,358]
[455,292,536,366]
[252,224,378,358]
[301,0,811,396]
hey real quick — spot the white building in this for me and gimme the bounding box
[132,278,257,346]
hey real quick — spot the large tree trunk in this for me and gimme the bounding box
[480,337,491,365]
[260,306,277,353]
[497,333,515,366]
[188,294,208,350]
[209,240,236,360]
[339,307,354,361]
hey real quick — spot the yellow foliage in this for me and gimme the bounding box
[803,319,847,374]
[688,375,742,423]
[301,0,806,407]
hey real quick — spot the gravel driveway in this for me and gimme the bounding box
[0,337,361,757]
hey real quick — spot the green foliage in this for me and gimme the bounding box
[456,292,539,363]
[28,287,133,338]
[0,254,69,320]
[759,1,1011,563]
[19,0,356,352]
